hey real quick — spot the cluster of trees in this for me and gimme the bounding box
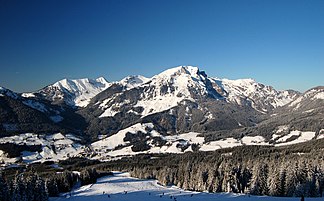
[3,140,324,199]
[0,143,42,158]
[45,168,99,196]
[128,156,324,197]
[0,167,100,200]
[0,171,48,201]
[95,143,324,197]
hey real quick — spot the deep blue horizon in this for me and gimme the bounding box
[0,0,323,93]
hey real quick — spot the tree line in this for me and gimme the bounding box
[3,139,324,199]
[0,167,101,200]
[93,142,324,197]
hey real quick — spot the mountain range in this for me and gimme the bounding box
[0,66,323,164]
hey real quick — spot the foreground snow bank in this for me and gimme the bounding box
[50,172,322,201]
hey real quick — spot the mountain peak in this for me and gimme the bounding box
[0,86,18,99]
[154,65,201,79]
[95,76,109,84]
[39,77,111,107]
[119,75,150,89]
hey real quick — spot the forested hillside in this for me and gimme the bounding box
[94,139,324,197]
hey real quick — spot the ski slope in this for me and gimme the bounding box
[50,172,321,201]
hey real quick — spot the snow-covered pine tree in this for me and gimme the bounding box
[285,161,299,196]
[249,162,269,195]
[268,166,280,196]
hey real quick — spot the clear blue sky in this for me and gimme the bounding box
[0,0,323,92]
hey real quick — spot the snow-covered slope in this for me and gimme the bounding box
[0,126,322,165]
[0,65,322,166]
[288,86,324,111]
[97,66,299,119]
[0,133,85,165]
[132,66,222,117]
[38,77,111,107]
[78,65,306,144]
[210,78,299,113]
[98,66,222,118]
[50,172,322,201]
[119,75,150,89]
[89,122,322,160]
[0,86,18,99]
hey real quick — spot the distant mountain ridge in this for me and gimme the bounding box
[34,77,111,107]
[0,65,323,164]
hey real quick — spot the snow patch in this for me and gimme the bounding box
[21,93,36,98]
[275,131,316,146]
[0,133,84,165]
[43,77,111,107]
[313,92,324,100]
[119,75,150,89]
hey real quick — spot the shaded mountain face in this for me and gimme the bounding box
[0,87,86,138]
[203,86,324,143]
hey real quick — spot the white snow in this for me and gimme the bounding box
[164,132,204,145]
[119,75,150,89]
[276,125,289,133]
[92,123,153,151]
[0,133,85,165]
[317,129,324,139]
[99,107,120,118]
[44,77,111,107]
[98,66,213,118]
[21,93,36,98]
[212,78,297,111]
[134,66,209,117]
[289,87,323,110]
[313,92,324,100]
[99,99,131,118]
[135,96,192,117]
[96,66,300,119]
[275,131,316,146]
[50,172,322,201]
[241,136,268,145]
[275,130,300,143]
[200,136,268,152]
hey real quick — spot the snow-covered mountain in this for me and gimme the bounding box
[1,65,323,165]
[0,86,18,99]
[36,77,111,107]
[287,86,324,111]
[79,66,300,140]
[97,66,222,118]
[93,66,298,119]
[119,75,150,89]
[212,78,300,113]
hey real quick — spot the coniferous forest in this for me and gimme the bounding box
[2,139,324,199]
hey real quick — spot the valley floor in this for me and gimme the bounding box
[50,172,321,201]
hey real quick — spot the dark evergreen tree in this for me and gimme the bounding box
[0,171,9,201]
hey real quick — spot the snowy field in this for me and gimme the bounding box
[50,172,321,201]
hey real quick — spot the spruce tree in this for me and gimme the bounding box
[0,171,9,201]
